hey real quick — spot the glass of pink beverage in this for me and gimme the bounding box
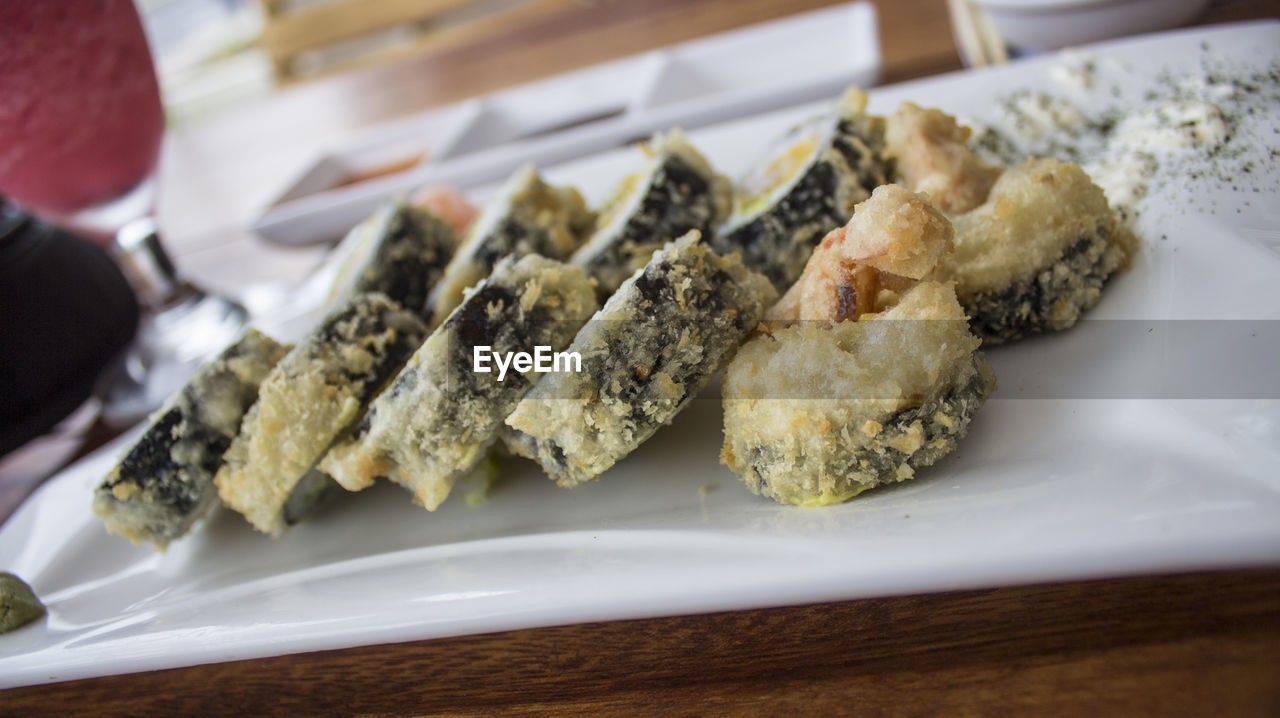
[0,1,164,228]
[0,0,246,425]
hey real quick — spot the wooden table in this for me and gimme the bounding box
[7,0,1279,713]
[4,569,1277,714]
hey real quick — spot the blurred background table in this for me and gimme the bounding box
[6,0,1279,713]
[154,0,1278,289]
[155,0,980,294]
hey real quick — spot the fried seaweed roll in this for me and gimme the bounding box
[950,158,1137,344]
[329,199,457,320]
[94,330,289,549]
[709,88,890,291]
[214,293,428,536]
[427,166,593,326]
[885,103,1136,345]
[570,130,731,297]
[321,255,597,509]
[505,231,776,486]
[721,185,995,505]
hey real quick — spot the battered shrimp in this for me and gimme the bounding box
[411,185,479,237]
[767,183,953,323]
[885,102,1000,214]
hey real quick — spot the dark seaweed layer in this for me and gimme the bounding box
[743,352,993,504]
[840,355,990,481]
[360,285,531,440]
[713,160,845,290]
[616,262,745,425]
[315,294,427,404]
[354,205,455,319]
[357,260,589,451]
[963,229,1118,345]
[513,244,769,482]
[97,333,285,543]
[576,155,720,296]
[711,116,890,291]
[834,118,893,191]
[101,408,223,524]
[441,282,539,408]
[471,215,570,268]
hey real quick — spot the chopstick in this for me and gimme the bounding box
[947,0,1009,67]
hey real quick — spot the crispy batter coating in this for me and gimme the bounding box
[888,102,1137,344]
[723,282,994,505]
[215,294,427,536]
[507,232,775,486]
[321,256,597,510]
[886,102,1001,214]
[95,330,289,549]
[767,184,953,323]
[570,130,731,298]
[949,158,1138,343]
[722,186,994,506]
[428,167,593,326]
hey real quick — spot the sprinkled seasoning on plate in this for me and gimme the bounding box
[968,45,1280,224]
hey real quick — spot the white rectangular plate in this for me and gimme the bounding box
[2,22,1278,689]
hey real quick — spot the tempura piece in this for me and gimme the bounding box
[886,102,1136,343]
[886,102,1001,214]
[215,294,428,536]
[571,130,731,298]
[95,330,288,548]
[506,231,776,486]
[321,255,597,509]
[950,158,1137,343]
[328,200,457,321]
[722,185,995,505]
[427,167,593,326]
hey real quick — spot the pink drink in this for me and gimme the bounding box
[0,1,164,218]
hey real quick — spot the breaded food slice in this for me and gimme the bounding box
[321,255,597,509]
[724,282,994,505]
[710,87,891,291]
[94,330,289,549]
[329,200,457,320]
[722,185,995,505]
[571,130,731,298]
[505,231,776,486]
[950,158,1137,344]
[215,293,428,536]
[427,166,593,326]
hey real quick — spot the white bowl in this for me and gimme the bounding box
[971,0,1210,52]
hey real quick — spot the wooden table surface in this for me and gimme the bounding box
[6,569,1278,715]
[8,0,1280,713]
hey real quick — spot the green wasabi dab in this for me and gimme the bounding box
[0,572,45,634]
